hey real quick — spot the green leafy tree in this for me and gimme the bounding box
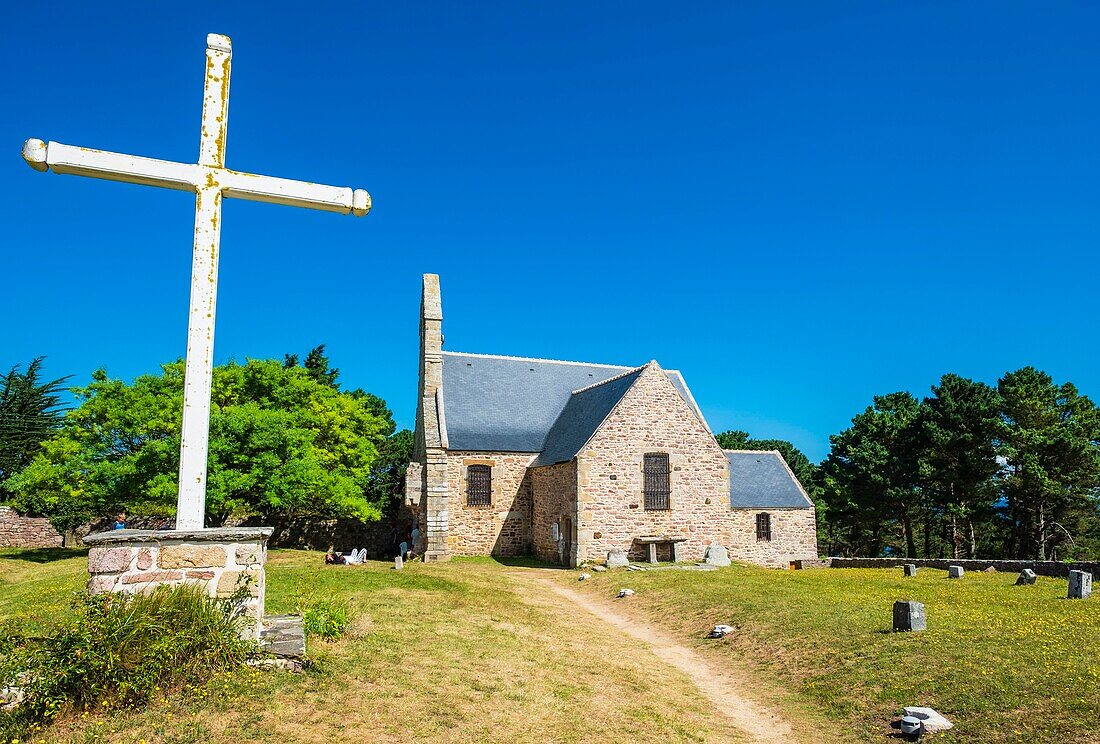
[0,358,71,501]
[714,430,815,490]
[819,392,924,557]
[8,359,392,530]
[997,367,1100,560]
[367,428,413,510]
[921,374,1002,558]
[714,430,750,449]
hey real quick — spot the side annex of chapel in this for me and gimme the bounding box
[406,274,817,567]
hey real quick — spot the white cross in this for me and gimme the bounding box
[21,34,370,531]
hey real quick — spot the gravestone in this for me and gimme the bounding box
[948,565,965,579]
[1068,570,1092,599]
[892,600,926,632]
[1015,568,1037,586]
[395,555,404,571]
[903,564,918,577]
[704,542,731,567]
[606,549,629,568]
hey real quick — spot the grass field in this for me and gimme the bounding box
[1,549,1096,743]
[0,549,750,744]
[564,563,1100,743]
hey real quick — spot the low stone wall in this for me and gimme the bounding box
[829,557,1100,578]
[83,528,272,639]
[0,506,63,548]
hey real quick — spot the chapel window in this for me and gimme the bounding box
[466,464,492,506]
[756,512,772,542]
[642,453,671,511]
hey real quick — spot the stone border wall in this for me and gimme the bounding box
[84,528,271,639]
[829,557,1100,578]
[0,506,63,548]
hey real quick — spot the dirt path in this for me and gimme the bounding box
[510,570,801,744]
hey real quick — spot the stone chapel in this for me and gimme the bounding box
[405,274,818,567]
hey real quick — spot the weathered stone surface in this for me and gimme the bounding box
[1015,569,1037,586]
[893,600,926,632]
[617,588,635,598]
[606,549,629,568]
[83,527,273,545]
[159,545,228,569]
[217,569,260,597]
[185,570,216,579]
[983,565,997,573]
[1068,570,1092,599]
[903,706,953,733]
[235,546,262,566]
[87,574,117,593]
[121,570,183,584]
[88,547,131,574]
[394,555,403,571]
[708,624,734,638]
[261,614,306,658]
[591,564,606,572]
[948,565,965,579]
[136,547,154,570]
[903,564,918,577]
[704,542,731,567]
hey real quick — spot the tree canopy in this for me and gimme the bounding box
[7,357,399,533]
[0,358,71,501]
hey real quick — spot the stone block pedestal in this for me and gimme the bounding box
[893,600,926,632]
[1068,570,1092,599]
[83,527,273,640]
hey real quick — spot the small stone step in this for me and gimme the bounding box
[261,614,306,658]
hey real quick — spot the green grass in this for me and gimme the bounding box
[0,550,748,743]
[566,563,1100,744]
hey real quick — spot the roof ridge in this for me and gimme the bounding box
[442,350,634,370]
[570,365,646,394]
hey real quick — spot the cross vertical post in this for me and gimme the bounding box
[22,32,371,533]
[177,34,232,529]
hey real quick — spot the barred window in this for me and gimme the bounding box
[466,465,492,506]
[642,453,671,511]
[756,512,772,542]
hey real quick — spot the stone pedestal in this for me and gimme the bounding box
[893,600,926,632]
[948,565,965,579]
[83,527,272,639]
[903,563,918,577]
[1068,570,1092,599]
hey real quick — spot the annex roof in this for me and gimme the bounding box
[440,352,706,454]
[725,450,814,509]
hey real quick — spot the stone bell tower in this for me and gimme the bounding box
[406,274,451,561]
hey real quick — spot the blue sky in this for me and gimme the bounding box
[3,2,1098,462]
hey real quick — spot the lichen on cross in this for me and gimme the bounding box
[22,33,371,531]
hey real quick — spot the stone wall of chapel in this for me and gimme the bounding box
[445,451,535,557]
[530,461,578,565]
[577,364,735,564]
[726,508,818,567]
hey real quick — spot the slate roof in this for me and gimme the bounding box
[531,368,645,467]
[725,451,814,509]
[440,352,706,455]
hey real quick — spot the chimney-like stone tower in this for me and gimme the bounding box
[407,274,450,561]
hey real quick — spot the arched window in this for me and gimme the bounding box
[466,465,492,506]
[756,512,772,542]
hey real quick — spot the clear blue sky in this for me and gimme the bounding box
[3,2,1098,462]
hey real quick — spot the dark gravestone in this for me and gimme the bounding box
[1068,570,1093,599]
[903,564,918,577]
[893,600,926,632]
[948,565,965,579]
[1015,568,1037,586]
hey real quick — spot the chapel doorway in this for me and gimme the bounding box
[561,517,573,567]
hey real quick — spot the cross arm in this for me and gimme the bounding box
[22,139,198,193]
[220,170,371,216]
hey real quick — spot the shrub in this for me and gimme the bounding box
[297,595,350,640]
[0,585,255,734]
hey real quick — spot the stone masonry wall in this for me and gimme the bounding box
[0,506,63,548]
[445,451,535,556]
[577,363,733,564]
[726,507,818,567]
[576,363,817,567]
[85,531,269,638]
[830,557,1100,578]
[530,460,577,565]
